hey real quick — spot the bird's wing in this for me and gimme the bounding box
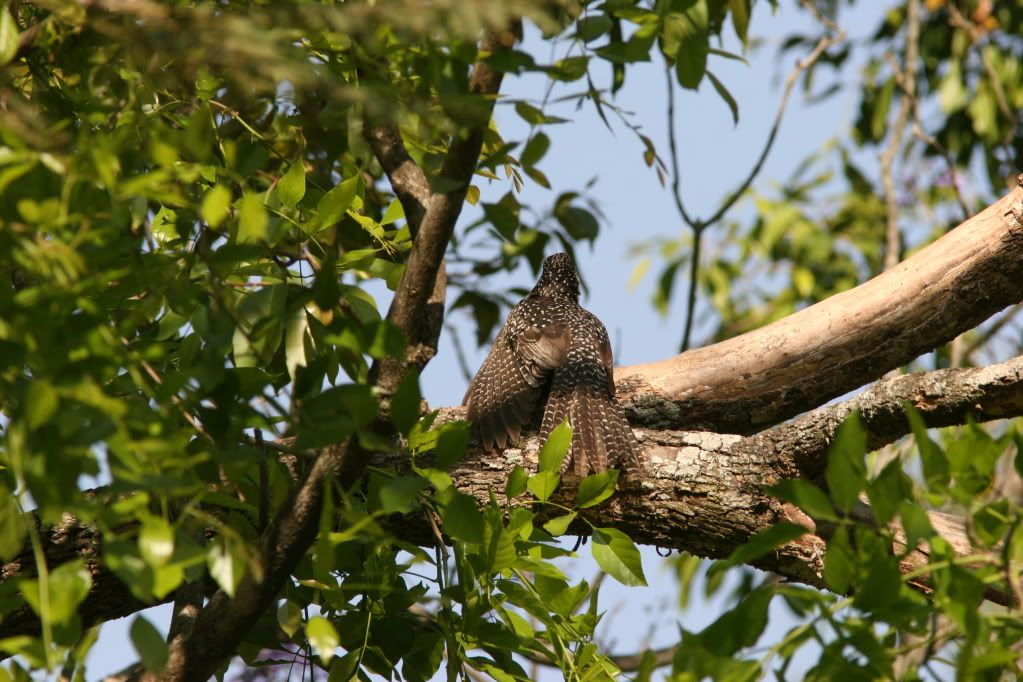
[464,317,571,451]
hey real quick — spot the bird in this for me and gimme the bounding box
[462,252,639,477]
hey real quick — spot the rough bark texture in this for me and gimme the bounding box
[147,31,515,682]
[2,356,1022,650]
[2,185,1022,675]
[617,184,1023,433]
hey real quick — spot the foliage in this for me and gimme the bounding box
[0,0,1021,680]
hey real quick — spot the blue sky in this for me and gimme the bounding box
[83,2,901,679]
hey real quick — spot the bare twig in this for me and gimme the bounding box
[879,0,920,272]
[947,4,1016,147]
[666,0,845,351]
[962,302,1023,361]
[884,53,971,222]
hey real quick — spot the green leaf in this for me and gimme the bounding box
[825,411,867,513]
[483,517,517,574]
[906,404,949,489]
[390,369,421,435]
[673,3,710,90]
[520,133,550,168]
[898,501,935,553]
[0,489,25,561]
[706,70,738,125]
[19,560,92,625]
[434,422,470,470]
[316,176,359,227]
[714,522,808,572]
[277,600,302,638]
[538,420,572,473]
[307,616,340,664]
[380,197,404,225]
[139,517,175,568]
[866,458,911,525]
[277,160,306,208]
[576,14,612,42]
[130,616,168,672]
[592,527,646,586]
[232,284,286,368]
[328,652,362,682]
[505,465,528,498]
[527,471,560,503]
[515,101,547,125]
[237,193,268,243]
[24,380,58,429]
[201,184,232,228]
[543,512,577,537]
[207,539,244,597]
[377,475,426,514]
[767,479,837,521]
[699,587,773,656]
[576,470,618,508]
[442,492,485,544]
[729,0,751,45]
[285,306,309,381]
[823,525,854,593]
[0,7,18,66]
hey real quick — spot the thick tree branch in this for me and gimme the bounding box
[617,184,1023,433]
[136,30,517,681]
[3,355,1022,646]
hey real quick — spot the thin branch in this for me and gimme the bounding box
[884,50,971,222]
[879,0,920,272]
[372,26,516,395]
[361,118,432,235]
[617,183,1023,433]
[664,66,701,353]
[946,4,1016,147]
[963,302,1023,361]
[665,1,845,351]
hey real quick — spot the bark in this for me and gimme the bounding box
[148,29,516,682]
[617,183,1023,433]
[2,185,1021,672]
[3,355,1022,649]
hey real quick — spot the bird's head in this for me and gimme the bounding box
[532,252,580,300]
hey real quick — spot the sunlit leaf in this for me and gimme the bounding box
[277,160,306,207]
[307,616,340,664]
[538,420,572,473]
[592,527,646,586]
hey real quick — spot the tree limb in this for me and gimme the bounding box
[372,26,515,394]
[134,30,517,681]
[362,120,432,235]
[617,183,1023,433]
[3,354,1022,648]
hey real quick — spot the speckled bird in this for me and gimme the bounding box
[463,253,639,476]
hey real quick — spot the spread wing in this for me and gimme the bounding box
[463,318,571,451]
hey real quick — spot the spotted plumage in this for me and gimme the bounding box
[463,253,639,476]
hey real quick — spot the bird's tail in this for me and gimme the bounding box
[540,381,639,477]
